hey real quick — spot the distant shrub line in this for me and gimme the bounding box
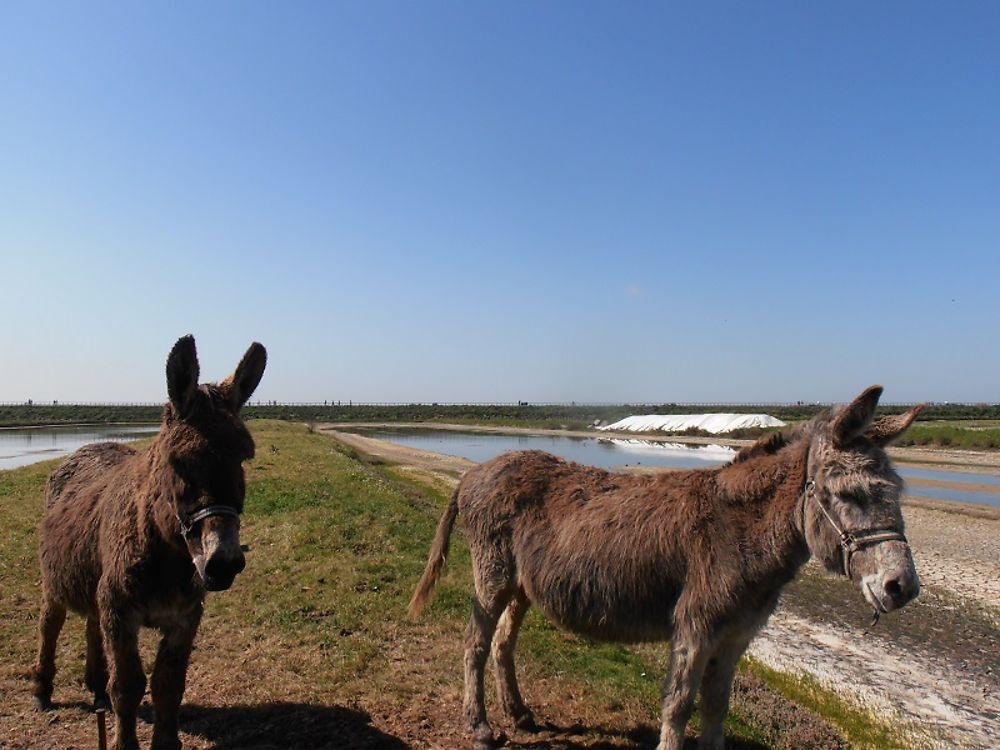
[892,425,1000,450]
[2,402,999,432]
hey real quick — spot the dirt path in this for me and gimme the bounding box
[749,611,999,750]
[324,427,1000,750]
[903,505,1000,621]
[325,428,475,478]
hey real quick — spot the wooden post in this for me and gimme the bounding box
[96,708,107,750]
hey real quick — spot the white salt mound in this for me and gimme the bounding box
[598,413,786,434]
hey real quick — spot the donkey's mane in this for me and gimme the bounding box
[731,412,829,464]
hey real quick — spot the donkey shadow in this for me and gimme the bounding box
[140,702,408,750]
[505,721,768,750]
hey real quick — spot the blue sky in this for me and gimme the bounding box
[2,2,998,404]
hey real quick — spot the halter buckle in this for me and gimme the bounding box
[840,531,859,552]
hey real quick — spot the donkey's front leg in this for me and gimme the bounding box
[696,633,754,750]
[657,634,711,750]
[100,594,146,750]
[150,603,203,750]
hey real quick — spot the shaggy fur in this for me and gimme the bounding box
[31,336,266,750]
[410,386,923,750]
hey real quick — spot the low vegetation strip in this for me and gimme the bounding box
[3,402,999,430]
[0,422,909,748]
[892,424,1000,450]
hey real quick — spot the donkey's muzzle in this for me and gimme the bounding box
[203,550,246,591]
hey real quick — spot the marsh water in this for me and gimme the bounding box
[0,425,160,470]
[350,427,1000,508]
[355,428,738,470]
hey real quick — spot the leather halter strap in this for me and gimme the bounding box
[803,479,909,579]
[178,505,241,539]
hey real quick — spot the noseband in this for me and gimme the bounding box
[178,505,241,540]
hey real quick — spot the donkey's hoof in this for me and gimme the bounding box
[93,694,110,712]
[151,737,182,750]
[472,724,501,750]
[31,695,53,712]
[513,711,538,732]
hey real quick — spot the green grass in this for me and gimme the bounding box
[741,659,910,750]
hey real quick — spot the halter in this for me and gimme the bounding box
[178,505,241,539]
[803,480,909,578]
[802,449,909,626]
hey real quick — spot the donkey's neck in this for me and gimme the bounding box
[718,439,811,587]
[137,437,188,552]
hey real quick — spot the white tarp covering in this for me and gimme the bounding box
[598,413,786,434]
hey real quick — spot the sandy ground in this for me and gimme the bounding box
[322,427,1000,750]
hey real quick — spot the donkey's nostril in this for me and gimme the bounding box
[884,578,912,606]
[884,578,903,599]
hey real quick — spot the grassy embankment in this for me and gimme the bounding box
[0,421,909,748]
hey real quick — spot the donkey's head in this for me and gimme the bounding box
[803,386,923,616]
[161,335,267,592]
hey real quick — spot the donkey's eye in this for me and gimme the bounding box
[838,491,868,507]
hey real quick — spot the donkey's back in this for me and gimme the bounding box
[45,441,135,508]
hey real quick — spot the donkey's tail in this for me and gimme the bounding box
[408,488,460,619]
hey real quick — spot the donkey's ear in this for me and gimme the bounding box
[831,385,883,447]
[864,403,925,446]
[166,335,200,416]
[220,342,267,412]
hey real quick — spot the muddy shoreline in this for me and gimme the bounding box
[322,426,1000,749]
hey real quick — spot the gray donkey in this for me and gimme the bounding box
[410,386,922,750]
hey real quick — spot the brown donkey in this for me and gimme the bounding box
[410,386,923,750]
[31,335,266,750]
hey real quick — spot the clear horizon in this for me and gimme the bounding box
[2,3,998,405]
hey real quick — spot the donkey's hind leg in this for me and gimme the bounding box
[85,614,110,710]
[31,595,67,711]
[464,559,516,750]
[492,587,535,731]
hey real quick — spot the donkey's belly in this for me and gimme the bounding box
[521,568,680,643]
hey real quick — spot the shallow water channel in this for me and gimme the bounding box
[0,425,160,470]
[349,427,1000,508]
